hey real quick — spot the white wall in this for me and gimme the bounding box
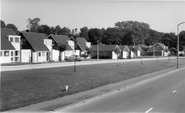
[32,52,37,63]
[122,51,128,59]
[112,51,118,59]
[21,49,31,63]
[52,49,59,61]
[0,50,15,64]
[38,51,47,62]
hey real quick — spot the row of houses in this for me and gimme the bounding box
[0,28,171,64]
[0,28,91,64]
[91,43,169,59]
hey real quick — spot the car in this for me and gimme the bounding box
[65,55,81,62]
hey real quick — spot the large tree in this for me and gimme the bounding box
[61,27,71,36]
[37,25,51,35]
[27,18,41,32]
[88,28,103,44]
[160,32,176,49]
[80,27,89,41]
[115,21,150,46]
[102,27,123,45]
[55,25,62,35]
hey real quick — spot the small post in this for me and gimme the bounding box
[65,85,69,92]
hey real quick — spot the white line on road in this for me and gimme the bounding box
[173,90,177,93]
[145,108,153,113]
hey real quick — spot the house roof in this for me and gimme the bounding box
[48,34,73,50]
[1,28,16,50]
[76,37,88,51]
[21,32,49,52]
[92,45,119,52]
[147,42,167,52]
[119,45,129,52]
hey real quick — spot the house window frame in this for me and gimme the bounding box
[38,52,41,57]
[10,37,14,42]
[42,51,46,57]
[15,37,20,43]
[4,51,9,57]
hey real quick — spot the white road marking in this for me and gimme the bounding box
[145,108,153,113]
[173,90,177,93]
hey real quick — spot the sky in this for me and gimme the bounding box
[1,0,185,33]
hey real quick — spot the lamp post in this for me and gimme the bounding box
[177,22,185,68]
[97,39,99,61]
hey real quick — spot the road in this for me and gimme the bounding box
[58,66,185,113]
[0,57,176,72]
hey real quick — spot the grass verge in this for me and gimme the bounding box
[1,58,185,111]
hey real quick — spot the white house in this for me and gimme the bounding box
[0,28,17,64]
[48,34,79,61]
[119,45,130,59]
[20,32,50,63]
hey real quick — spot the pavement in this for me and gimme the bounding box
[1,57,176,72]
[4,57,184,113]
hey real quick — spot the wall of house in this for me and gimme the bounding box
[52,49,59,61]
[112,51,118,59]
[136,51,141,57]
[122,51,129,59]
[21,49,31,63]
[0,50,15,63]
[37,51,47,62]
[86,42,91,48]
[32,52,37,63]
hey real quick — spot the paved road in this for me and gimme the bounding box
[0,57,176,72]
[59,66,185,113]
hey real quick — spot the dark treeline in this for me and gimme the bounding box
[1,19,185,50]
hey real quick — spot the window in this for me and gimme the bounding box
[38,52,41,57]
[0,51,2,56]
[15,51,19,56]
[15,37,19,43]
[11,57,14,61]
[4,51,9,56]
[10,37,14,42]
[15,57,19,62]
[11,51,14,56]
[21,39,26,45]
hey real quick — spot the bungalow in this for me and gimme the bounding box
[128,46,136,58]
[76,37,91,59]
[91,45,121,59]
[0,28,20,64]
[20,32,50,63]
[48,34,79,61]
[147,42,169,57]
[119,45,129,59]
[135,45,143,57]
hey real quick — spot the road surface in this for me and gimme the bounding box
[58,66,185,113]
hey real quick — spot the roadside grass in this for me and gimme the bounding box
[1,58,185,111]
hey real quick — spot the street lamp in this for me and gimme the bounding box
[177,22,185,68]
[97,39,99,61]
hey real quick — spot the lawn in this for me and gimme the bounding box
[1,58,185,111]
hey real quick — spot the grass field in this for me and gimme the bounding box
[1,58,185,111]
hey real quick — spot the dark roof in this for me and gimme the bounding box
[119,45,129,52]
[21,32,49,52]
[1,28,16,50]
[147,42,167,52]
[48,34,73,50]
[76,37,88,51]
[92,45,119,51]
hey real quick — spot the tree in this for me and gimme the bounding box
[160,32,176,49]
[1,20,6,28]
[88,28,103,44]
[55,25,62,35]
[58,44,66,61]
[61,27,71,36]
[115,21,150,46]
[6,23,18,32]
[37,25,51,35]
[50,26,55,34]
[102,27,123,45]
[27,18,41,32]
[179,30,185,51]
[80,27,89,41]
